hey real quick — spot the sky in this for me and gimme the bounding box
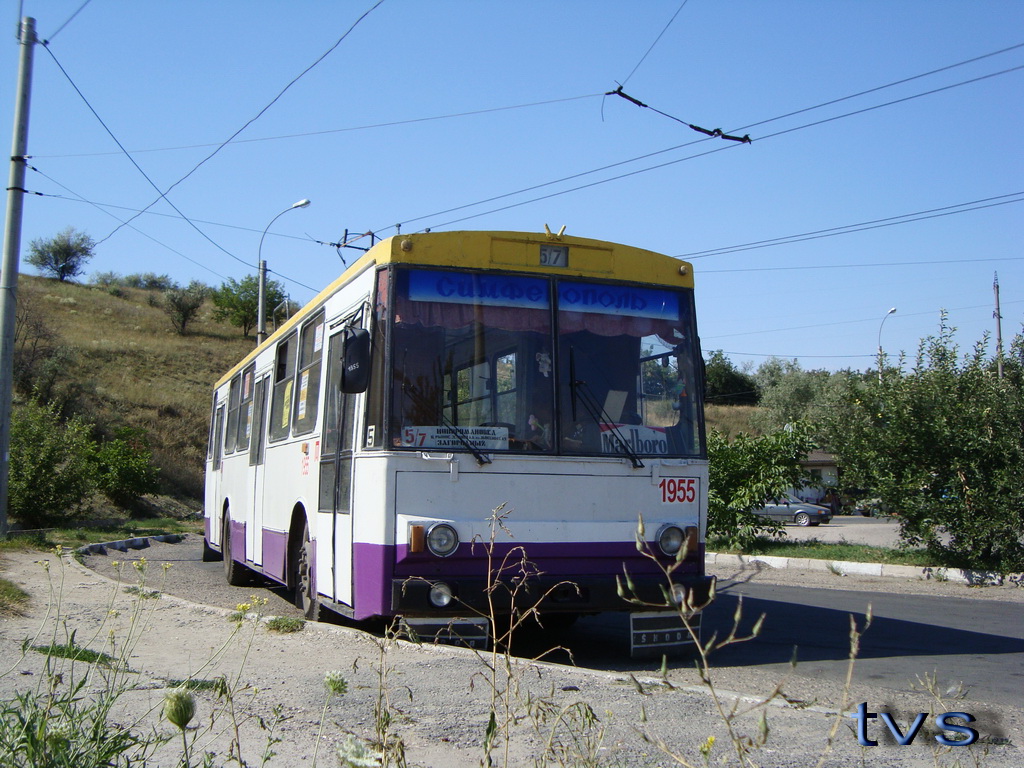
[2,0,1022,374]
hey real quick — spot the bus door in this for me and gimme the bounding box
[320,329,358,606]
[248,375,270,563]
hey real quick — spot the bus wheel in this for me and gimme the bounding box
[223,517,251,586]
[294,523,321,621]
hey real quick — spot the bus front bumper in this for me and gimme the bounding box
[390,572,715,617]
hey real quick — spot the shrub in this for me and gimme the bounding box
[8,401,96,528]
[163,281,209,335]
[94,427,159,505]
[123,272,175,291]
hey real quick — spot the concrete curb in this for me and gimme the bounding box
[75,533,185,556]
[706,551,1020,587]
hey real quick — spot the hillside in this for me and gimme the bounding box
[15,275,254,500]
[14,274,759,504]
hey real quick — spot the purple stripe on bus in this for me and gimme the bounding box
[352,543,393,620]
[393,540,704,578]
[204,516,211,542]
[263,529,288,583]
[230,519,246,563]
[351,540,704,620]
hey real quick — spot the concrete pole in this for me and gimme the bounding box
[0,17,37,536]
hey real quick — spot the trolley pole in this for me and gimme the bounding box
[0,17,37,537]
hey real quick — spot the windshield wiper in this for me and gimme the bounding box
[568,365,644,469]
[401,371,492,466]
[438,414,492,466]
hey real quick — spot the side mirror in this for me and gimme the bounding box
[341,328,371,393]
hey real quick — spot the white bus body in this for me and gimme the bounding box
[205,231,713,655]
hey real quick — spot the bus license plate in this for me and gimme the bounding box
[630,611,700,658]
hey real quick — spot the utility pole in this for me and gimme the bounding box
[994,272,1003,380]
[0,17,37,537]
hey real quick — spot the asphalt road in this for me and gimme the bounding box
[83,533,1023,713]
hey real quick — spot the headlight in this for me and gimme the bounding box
[657,524,684,556]
[429,582,453,608]
[426,523,459,557]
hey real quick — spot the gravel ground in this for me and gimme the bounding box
[1,534,1021,767]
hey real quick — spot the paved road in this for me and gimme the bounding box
[555,579,1024,710]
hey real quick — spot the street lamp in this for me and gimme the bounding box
[877,307,896,383]
[257,198,310,345]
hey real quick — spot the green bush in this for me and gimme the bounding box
[94,427,159,505]
[824,319,1024,572]
[8,401,96,529]
[707,423,815,550]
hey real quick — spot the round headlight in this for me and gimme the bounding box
[657,524,685,556]
[426,523,459,557]
[429,582,453,608]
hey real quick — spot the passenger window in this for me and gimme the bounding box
[224,374,241,453]
[235,365,255,451]
[292,312,325,436]
[269,332,297,441]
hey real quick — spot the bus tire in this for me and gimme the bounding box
[223,516,251,586]
[294,522,321,621]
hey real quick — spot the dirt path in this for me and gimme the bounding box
[1,548,1021,767]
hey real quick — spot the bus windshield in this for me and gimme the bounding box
[388,267,703,458]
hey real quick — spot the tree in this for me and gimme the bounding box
[163,281,209,335]
[703,350,759,405]
[750,357,851,441]
[8,401,96,528]
[26,227,95,282]
[823,318,1024,572]
[706,423,815,550]
[211,275,286,337]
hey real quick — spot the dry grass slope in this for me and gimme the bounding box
[19,275,254,499]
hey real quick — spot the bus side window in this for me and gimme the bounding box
[235,364,255,451]
[269,332,297,442]
[293,312,325,435]
[224,374,242,454]
[206,395,218,460]
[212,405,225,471]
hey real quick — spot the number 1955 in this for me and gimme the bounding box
[659,477,697,504]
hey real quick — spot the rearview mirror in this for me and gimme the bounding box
[341,328,371,393]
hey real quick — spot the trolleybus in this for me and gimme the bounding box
[204,230,713,656]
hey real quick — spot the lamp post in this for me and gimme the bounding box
[257,198,310,345]
[877,307,896,383]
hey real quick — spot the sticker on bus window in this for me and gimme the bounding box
[599,424,669,455]
[298,371,310,419]
[281,380,293,429]
[401,425,509,451]
[313,323,324,353]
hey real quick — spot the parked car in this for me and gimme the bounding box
[756,493,832,526]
